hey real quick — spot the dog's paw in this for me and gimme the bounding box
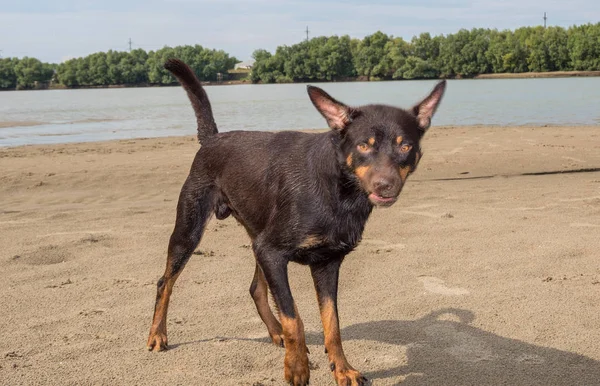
[284,349,310,386]
[331,364,368,386]
[271,332,285,348]
[147,331,168,352]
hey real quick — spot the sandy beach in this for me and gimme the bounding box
[1,125,599,385]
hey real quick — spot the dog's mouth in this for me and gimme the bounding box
[368,193,397,207]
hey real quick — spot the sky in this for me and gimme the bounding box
[1,0,599,64]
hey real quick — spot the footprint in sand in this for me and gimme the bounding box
[561,156,586,163]
[418,276,469,296]
[360,239,407,252]
[362,239,406,247]
[17,245,72,265]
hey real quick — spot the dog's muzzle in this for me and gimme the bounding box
[368,193,398,206]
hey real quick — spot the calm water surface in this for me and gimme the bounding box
[1,78,599,147]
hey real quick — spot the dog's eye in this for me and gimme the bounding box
[357,143,371,153]
[399,144,412,153]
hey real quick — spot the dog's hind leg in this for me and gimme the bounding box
[147,177,215,352]
[249,262,284,347]
[311,260,368,386]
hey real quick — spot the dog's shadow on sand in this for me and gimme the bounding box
[173,308,600,385]
[320,308,600,385]
[296,308,600,385]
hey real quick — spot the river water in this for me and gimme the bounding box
[1,77,599,147]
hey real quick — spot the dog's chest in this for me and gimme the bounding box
[292,204,371,265]
[292,239,356,265]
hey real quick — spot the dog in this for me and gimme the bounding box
[147,59,446,386]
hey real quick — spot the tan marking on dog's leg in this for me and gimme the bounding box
[147,270,181,351]
[319,298,366,385]
[280,304,310,385]
[250,265,283,346]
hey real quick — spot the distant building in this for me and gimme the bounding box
[234,60,255,70]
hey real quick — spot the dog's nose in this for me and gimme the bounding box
[373,178,393,194]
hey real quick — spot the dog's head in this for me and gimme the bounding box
[308,81,446,207]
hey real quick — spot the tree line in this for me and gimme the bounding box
[0,45,238,90]
[0,57,56,89]
[1,23,600,89]
[251,23,600,83]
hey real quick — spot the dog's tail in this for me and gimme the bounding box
[164,59,218,143]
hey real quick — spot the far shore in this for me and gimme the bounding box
[2,70,600,92]
[474,70,600,79]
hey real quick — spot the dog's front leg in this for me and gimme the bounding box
[311,260,368,386]
[255,246,309,386]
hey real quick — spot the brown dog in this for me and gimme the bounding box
[147,59,446,386]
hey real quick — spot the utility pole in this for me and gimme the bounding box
[0,49,3,59]
[128,38,132,52]
[543,12,547,28]
[305,26,309,42]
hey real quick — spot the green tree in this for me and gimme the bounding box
[411,33,441,61]
[56,58,79,86]
[545,27,570,71]
[124,49,149,84]
[5,23,600,89]
[509,27,534,73]
[0,58,18,89]
[567,23,600,70]
[75,56,92,86]
[439,28,492,77]
[409,33,442,78]
[105,50,125,84]
[147,47,176,84]
[397,56,439,79]
[525,27,550,72]
[13,57,54,89]
[250,49,275,83]
[313,35,355,81]
[377,37,410,79]
[87,52,109,85]
[353,31,390,79]
[251,36,355,83]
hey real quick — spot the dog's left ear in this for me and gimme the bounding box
[307,85,356,131]
[412,80,446,132]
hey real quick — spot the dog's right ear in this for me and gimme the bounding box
[307,86,356,131]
